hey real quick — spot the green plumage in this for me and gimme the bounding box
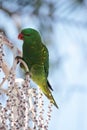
[18,28,58,108]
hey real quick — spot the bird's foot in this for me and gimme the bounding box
[15,56,22,64]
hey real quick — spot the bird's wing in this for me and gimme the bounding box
[42,44,53,91]
[42,44,49,77]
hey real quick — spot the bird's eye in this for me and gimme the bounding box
[24,34,31,36]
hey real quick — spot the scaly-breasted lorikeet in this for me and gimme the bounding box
[18,28,58,108]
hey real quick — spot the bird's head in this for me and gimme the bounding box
[18,28,41,42]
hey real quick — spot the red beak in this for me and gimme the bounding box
[18,33,24,40]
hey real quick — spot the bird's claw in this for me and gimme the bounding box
[15,56,22,64]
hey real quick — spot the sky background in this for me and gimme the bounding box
[0,0,87,130]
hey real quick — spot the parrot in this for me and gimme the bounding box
[18,28,58,109]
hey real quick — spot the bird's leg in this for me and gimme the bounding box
[15,56,29,74]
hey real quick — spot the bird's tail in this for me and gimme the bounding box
[49,93,59,109]
[44,87,58,109]
[38,81,58,109]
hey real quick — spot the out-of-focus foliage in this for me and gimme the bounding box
[0,0,86,35]
[0,0,57,33]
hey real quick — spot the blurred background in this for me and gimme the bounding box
[0,0,87,129]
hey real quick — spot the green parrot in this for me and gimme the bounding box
[18,28,58,109]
